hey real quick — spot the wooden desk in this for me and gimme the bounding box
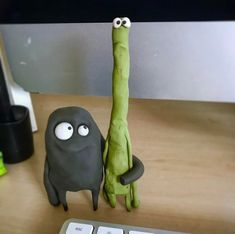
[0,94,235,234]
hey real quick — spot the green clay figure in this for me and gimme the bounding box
[0,151,7,176]
[103,17,144,211]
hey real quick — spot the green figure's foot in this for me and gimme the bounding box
[131,182,140,208]
[103,189,108,201]
[125,193,131,212]
[103,189,117,208]
[131,199,140,208]
[107,193,116,208]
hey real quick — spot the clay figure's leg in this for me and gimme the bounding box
[91,189,99,211]
[131,182,140,208]
[58,190,68,211]
[103,188,108,201]
[107,192,116,208]
[125,192,131,211]
[44,160,60,206]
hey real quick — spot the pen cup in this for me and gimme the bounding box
[0,105,34,164]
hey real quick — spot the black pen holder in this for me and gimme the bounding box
[0,105,34,163]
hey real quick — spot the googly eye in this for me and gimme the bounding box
[54,122,74,140]
[122,17,131,28]
[113,17,122,28]
[78,124,89,136]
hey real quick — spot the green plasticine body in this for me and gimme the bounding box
[103,17,140,211]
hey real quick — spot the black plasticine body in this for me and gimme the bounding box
[44,107,104,211]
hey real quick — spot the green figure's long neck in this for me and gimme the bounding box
[110,27,130,125]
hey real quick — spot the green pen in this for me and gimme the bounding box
[0,151,7,176]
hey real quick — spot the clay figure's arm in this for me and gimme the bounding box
[43,158,60,206]
[120,155,144,185]
[118,131,144,186]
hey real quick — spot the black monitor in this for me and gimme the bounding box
[1,0,235,24]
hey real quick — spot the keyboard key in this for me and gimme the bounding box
[97,226,123,234]
[129,231,154,234]
[66,222,93,234]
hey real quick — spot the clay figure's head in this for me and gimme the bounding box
[112,17,131,45]
[45,107,101,156]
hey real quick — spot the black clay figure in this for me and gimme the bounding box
[44,107,104,211]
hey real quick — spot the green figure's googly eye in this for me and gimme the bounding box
[55,122,74,140]
[78,124,89,136]
[122,17,131,28]
[113,17,122,28]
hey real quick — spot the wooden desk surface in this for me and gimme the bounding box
[0,94,235,234]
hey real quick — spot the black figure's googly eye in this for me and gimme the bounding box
[54,122,74,140]
[78,124,89,136]
[113,17,122,29]
[122,17,131,28]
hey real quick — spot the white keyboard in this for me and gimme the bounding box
[59,219,189,234]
